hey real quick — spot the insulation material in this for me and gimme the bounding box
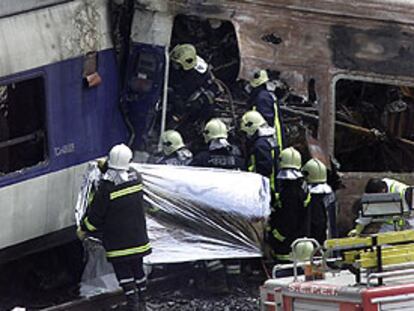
[75,162,271,264]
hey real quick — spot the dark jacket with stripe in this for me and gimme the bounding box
[247,127,280,194]
[191,140,245,170]
[267,177,308,259]
[248,85,285,148]
[248,86,276,126]
[81,170,151,262]
[157,147,193,166]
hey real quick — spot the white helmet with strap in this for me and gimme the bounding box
[108,143,133,170]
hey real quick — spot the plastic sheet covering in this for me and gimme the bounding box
[79,238,119,297]
[75,162,271,264]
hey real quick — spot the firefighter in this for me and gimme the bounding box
[240,110,279,196]
[267,147,308,262]
[302,158,338,244]
[248,69,284,150]
[191,118,244,170]
[349,178,413,236]
[157,129,193,166]
[191,118,244,290]
[78,144,151,311]
[168,44,223,139]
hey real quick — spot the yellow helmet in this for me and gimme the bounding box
[250,70,269,88]
[170,44,197,71]
[240,110,267,137]
[161,130,185,156]
[302,158,327,184]
[279,147,302,170]
[203,118,228,143]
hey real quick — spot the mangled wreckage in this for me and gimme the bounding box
[125,0,414,236]
[1,0,414,265]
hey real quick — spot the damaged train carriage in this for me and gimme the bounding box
[3,0,414,264]
[0,0,127,262]
[128,0,414,236]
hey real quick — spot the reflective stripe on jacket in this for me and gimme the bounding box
[81,170,151,260]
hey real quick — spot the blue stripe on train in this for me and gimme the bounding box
[0,49,128,188]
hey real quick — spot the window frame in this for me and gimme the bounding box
[331,72,414,172]
[0,72,49,177]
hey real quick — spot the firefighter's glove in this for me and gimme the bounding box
[76,226,86,241]
[348,224,364,237]
[347,229,359,237]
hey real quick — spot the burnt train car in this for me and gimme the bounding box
[0,0,127,262]
[127,0,414,235]
[2,0,414,262]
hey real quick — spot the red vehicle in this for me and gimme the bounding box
[260,231,414,311]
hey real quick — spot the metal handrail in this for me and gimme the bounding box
[367,268,414,287]
[0,130,44,150]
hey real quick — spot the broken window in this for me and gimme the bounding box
[0,77,48,175]
[334,78,414,172]
[171,15,240,86]
[161,14,240,151]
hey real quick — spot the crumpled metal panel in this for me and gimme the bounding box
[76,162,271,264]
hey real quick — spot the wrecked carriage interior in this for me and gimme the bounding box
[164,14,414,173]
[145,14,313,157]
[335,79,414,172]
[109,2,414,236]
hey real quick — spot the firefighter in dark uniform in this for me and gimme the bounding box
[248,69,284,151]
[168,44,223,137]
[79,144,151,311]
[240,110,279,196]
[157,130,193,166]
[302,158,337,244]
[268,147,308,262]
[191,118,245,170]
[191,118,244,291]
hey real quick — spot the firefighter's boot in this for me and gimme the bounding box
[137,290,147,311]
[119,282,140,311]
[125,292,140,311]
[226,260,242,289]
[205,260,229,294]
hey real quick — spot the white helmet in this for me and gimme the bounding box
[108,143,133,170]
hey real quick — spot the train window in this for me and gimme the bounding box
[0,77,47,175]
[334,78,414,172]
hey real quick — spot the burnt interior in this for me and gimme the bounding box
[335,79,414,172]
[162,14,242,152]
[0,77,47,175]
[171,15,240,86]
